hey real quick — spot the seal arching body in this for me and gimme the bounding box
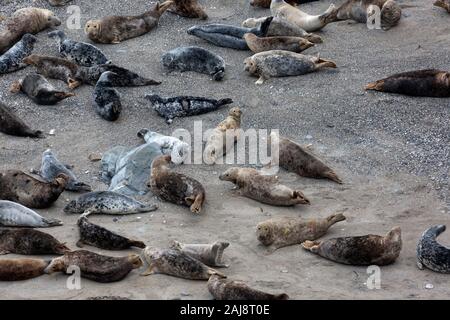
[417,225,450,273]
[0,102,43,138]
[170,240,230,267]
[0,228,69,255]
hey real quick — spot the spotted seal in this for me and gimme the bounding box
[170,240,230,267]
[0,34,37,74]
[417,225,450,273]
[0,228,69,255]
[0,101,43,138]
[0,200,63,228]
[0,258,49,281]
[244,33,314,53]
[93,71,122,121]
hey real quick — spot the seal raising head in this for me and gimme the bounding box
[417,225,450,273]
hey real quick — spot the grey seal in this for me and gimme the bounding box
[417,225,450,273]
[170,240,230,267]
[0,200,63,228]
[93,71,122,121]
[0,34,37,74]
[0,101,43,138]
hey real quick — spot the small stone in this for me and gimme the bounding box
[89,153,102,162]
[180,224,184,227]
[425,283,434,290]
[49,129,56,136]
[163,220,167,224]
[85,170,90,174]
[180,292,190,297]
[136,217,141,221]
[305,135,313,140]
[113,218,119,222]
[280,269,289,273]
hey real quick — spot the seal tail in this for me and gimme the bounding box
[55,243,71,254]
[157,0,175,15]
[314,57,337,70]
[258,16,274,37]
[208,268,227,279]
[301,240,321,253]
[54,92,76,100]
[323,170,342,184]
[274,293,290,300]
[129,240,146,249]
[28,130,44,139]
[365,80,385,91]
[9,81,22,94]
[319,4,339,24]
[326,213,346,226]
[43,217,63,227]
[72,182,92,192]
[218,98,233,107]
[305,33,323,44]
[138,204,158,213]
[293,190,310,205]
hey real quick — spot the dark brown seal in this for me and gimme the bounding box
[0,228,69,255]
[168,0,208,19]
[244,33,314,53]
[0,258,49,281]
[0,101,43,138]
[149,155,206,213]
[0,170,68,209]
[302,227,402,265]
[44,250,143,283]
[208,274,289,300]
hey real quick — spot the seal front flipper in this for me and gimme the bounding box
[140,264,158,276]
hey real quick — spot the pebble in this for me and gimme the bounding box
[425,283,434,290]
[49,129,55,136]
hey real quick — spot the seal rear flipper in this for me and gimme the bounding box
[140,264,157,276]
[43,217,63,227]
[9,80,22,94]
[72,182,92,192]
[129,240,146,249]
[68,78,82,89]
[138,203,158,212]
[207,268,226,279]
[323,170,342,184]
[217,98,233,106]
[365,80,384,91]
[301,240,320,253]
[157,0,175,15]
[257,16,274,36]
[76,240,85,248]
[293,190,310,205]
[320,4,339,24]
[314,58,337,70]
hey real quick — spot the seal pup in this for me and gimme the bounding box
[0,200,62,228]
[365,69,450,97]
[47,0,73,6]
[64,191,158,215]
[0,228,69,255]
[333,0,402,30]
[48,30,110,67]
[93,71,122,121]
[167,0,208,19]
[84,1,174,44]
[219,167,310,206]
[242,17,322,43]
[0,34,37,75]
[44,250,143,283]
[77,214,146,250]
[0,170,68,209]
[0,7,61,54]
[256,213,346,251]
[0,258,49,281]
[170,240,230,267]
[145,94,233,124]
[161,46,226,81]
[149,155,206,213]
[141,246,226,279]
[34,149,92,192]
[0,102,43,138]
[244,33,314,53]
[204,107,242,164]
[186,17,273,50]
[244,50,336,84]
[435,0,450,12]
[270,0,337,32]
[10,74,75,105]
[251,0,318,8]
[270,132,342,183]
[417,225,450,273]
[208,275,289,300]
[302,227,402,265]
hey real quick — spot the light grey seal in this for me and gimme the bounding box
[0,200,62,228]
[170,240,230,267]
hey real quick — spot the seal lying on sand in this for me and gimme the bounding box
[251,0,318,7]
[208,274,289,300]
[10,74,75,105]
[0,200,62,228]
[0,34,37,75]
[0,170,68,209]
[244,51,336,84]
[141,246,226,279]
[81,64,161,86]
[77,214,146,250]
[149,155,206,213]
[244,33,314,53]
[167,0,208,19]
[435,0,450,12]
[365,69,450,97]
[0,7,60,54]
[161,46,226,81]
[145,94,233,124]
[0,258,49,281]
[417,225,450,273]
[302,227,402,265]
[257,213,346,251]
[0,102,43,138]
[45,250,143,283]
[84,1,174,44]
[93,71,122,121]
[64,191,157,215]
[186,17,273,50]
[0,228,69,255]
[170,240,230,267]
[270,132,342,183]
[220,167,310,206]
[138,129,191,164]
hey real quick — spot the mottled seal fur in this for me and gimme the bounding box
[251,0,318,7]
[256,213,346,251]
[141,246,226,279]
[167,0,208,19]
[208,275,289,300]
[302,226,402,265]
[0,7,61,54]
[186,17,273,50]
[0,200,62,228]
[34,149,92,192]
[44,250,143,283]
[0,170,68,209]
[161,46,226,81]
[244,33,314,53]
[48,30,110,67]
[244,50,336,84]
[149,155,206,213]
[0,101,43,138]
[219,167,310,206]
[10,74,75,105]
[170,240,230,267]
[435,0,450,12]
[417,225,450,273]
[0,34,37,74]
[0,258,49,281]
[47,0,73,6]
[145,94,233,124]
[0,228,69,255]
[270,0,337,32]
[77,214,146,250]
[270,132,342,183]
[365,69,450,97]
[84,1,174,44]
[93,71,122,121]
[64,191,158,215]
